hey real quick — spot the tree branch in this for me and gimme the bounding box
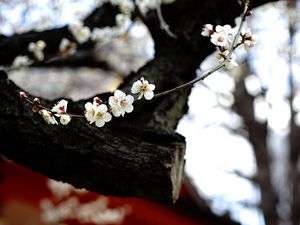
[233,72,279,225]
[0,0,279,203]
[0,3,118,66]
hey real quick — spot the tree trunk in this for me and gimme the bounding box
[0,0,278,203]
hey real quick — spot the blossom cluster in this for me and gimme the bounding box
[20,77,155,127]
[201,24,256,69]
[9,0,177,71]
[40,179,128,225]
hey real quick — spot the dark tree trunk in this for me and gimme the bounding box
[0,0,277,203]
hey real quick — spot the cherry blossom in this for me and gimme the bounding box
[109,90,134,117]
[242,28,256,49]
[69,22,91,44]
[12,55,33,68]
[19,91,28,100]
[60,114,71,125]
[52,99,68,115]
[201,24,214,37]
[59,38,77,56]
[40,109,58,125]
[28,40,46,61]
[84,102,97,124]
[210,25,233,47]
[116,14,131,29]
[131,77,155,100]
[94,104,112,127]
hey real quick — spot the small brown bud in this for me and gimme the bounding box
[33,97,41,105]
[32,106,40,113]
[19,91,28,100]
[93,97,102,105]
[246,10,252,17]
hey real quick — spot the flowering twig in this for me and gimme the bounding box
[154,0,251,98]
[18,0,254,129]
[19,76,156,127]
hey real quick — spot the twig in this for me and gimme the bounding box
[25,98,84,118]
[156,0,177,39]
[154,0,250,98]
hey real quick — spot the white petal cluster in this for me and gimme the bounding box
[84,99,112,128]
[12,55,33,68]
[84,102,97,124]
[116,13,131,29]
[40,109,58,125]
[109,90,134,117]
[52,99,68,115]
[210,25,233,48]
[91,27,120,43]
[131,77,155,100]
[51,99,71,125]
[201,23,256,70]
[94,104,112,127]
[28,40,46,61]
[69,22,91,44]
[135,0,176,14]
[59,114,71,125]
[24,79,156,128]
[59,38,77,56]
[201,24,213,37]
[242,28,256,49]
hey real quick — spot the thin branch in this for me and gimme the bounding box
[154,0,250,98]
[156,0,177,39]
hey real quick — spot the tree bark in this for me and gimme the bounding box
[233,70,279,225]
[0,0,278,203]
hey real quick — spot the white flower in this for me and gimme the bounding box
[12,55,33,68]
[59,38,77,56]
[118,0,134,15]
[40,109,58,125]
[28,40,46,61]
[69,22,91,44]
[215,25,232,35]
[91,27,116,43]
[131,77,155,100]
[109,90,134,117]
[201,24,213,37]
[242,28,256,49]
[52,99,68,115]
[84,102,97,124]
[60,114,71,125]
[116,14,131,29]
[210,25,233,47]
[94,104,112,127]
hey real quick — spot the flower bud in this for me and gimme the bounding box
[33,97,41,105]
[246,10,252,17]
[32,106,40,113]
[19,91,28,100]
[93,97,102,105]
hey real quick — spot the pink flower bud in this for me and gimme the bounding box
[93,97,102,105]
[33,97,41,105]
[19,91,28,100]
[32,106,40,113]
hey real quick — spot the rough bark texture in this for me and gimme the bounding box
[0,0,277,203]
